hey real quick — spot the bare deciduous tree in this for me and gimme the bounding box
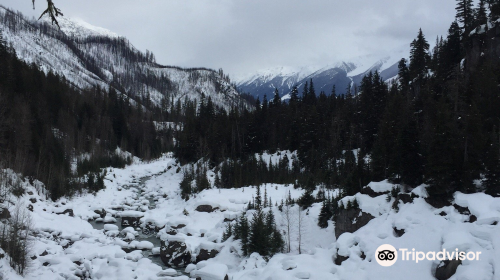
[280,201,294,253]
[0,200,33,275]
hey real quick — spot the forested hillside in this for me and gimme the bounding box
[174,0,500,207]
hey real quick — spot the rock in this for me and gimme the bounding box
[43,262,50,266]
[172,224,186,230]
[334,208,374,239]
[425,196,452,209]
[439,211,447,217]
[334,249,349,266]
[435,260,461,280]
[121,211,144,228]
[56,209,74,217]
[361,186,390,198]
[468,215,477,223]
[282,260,297,270]
[0,208,10,220]
[196,248,219,263]
[453,204,470,215]
[40,250,49,256]
[27,205,33,212]
[30,255,37,260]
[104,216,117,224]
[160,240,192,268]
[104,224,119,231]
[94,208,107,218]
[195,205,218,213]
[194,263,228,280]
[157,268,177,277]
[393,227,405,237]
[29,198,37,203]
[397,193,413,204]
[136,241,154,250]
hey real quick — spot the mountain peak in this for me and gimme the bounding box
[42,16,119,38]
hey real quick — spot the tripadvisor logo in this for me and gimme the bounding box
[375,244,482,267]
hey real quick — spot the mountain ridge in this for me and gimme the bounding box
[0,6,251,111]
[236,45,409,100]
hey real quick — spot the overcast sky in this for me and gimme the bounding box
[3,0,459,79]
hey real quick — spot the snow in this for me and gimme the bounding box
[0,151,499,280]
[0,7,251,113]
[366,180,394,193]
[194,263,228,280]
[104,224,119,231]
[44,16,119,38]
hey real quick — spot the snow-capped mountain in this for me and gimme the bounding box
[0,6,251,111]
[237,46,409,100]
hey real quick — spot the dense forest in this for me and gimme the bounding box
[0,33,168,199]
[0,0,499,207]
[174,0,500,207]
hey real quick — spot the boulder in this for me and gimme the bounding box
[393,227,405,237]
[0,208,10,220]
[397,193,413,204]
[94,208,107,218]
[435,260,461,280]
[172,224,186,230]
[121,211,144,228]
[56,209,74,217]
[160,240,192,268]
[196,248,219,263]
[334,253,349,266]
[29,198,37,204]
[195,205,218,213]
[361,186,389,198]
[334,208,374,239]
[194,263,229,280]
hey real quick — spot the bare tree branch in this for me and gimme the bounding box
[32,0,63,29]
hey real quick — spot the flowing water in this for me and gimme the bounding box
[88,176,187,276]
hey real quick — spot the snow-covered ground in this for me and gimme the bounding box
[0,155,498,280]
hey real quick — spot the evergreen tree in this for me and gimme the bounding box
[475,0,488,25]
[233,215,249,255]
[272,88,281,107]
[222,223,233,242]
[248,210,268,256]
[409,29,430,81]
[456,0,475,32]
[317,200,332,228]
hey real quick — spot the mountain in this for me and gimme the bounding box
[0,6,251,111]
[236,46,409,100]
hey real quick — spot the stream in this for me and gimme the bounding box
[88,176,187,276]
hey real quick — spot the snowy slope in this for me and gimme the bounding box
[237,45,409,99]
[0,154,497,280]
[0,6,251,111]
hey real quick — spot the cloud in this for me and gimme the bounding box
[2,0,459,78]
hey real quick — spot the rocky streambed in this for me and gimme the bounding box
[88,176,188,277]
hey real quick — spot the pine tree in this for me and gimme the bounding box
[255,185,262,210]
[233,215,249,255]
[289,86,299,104]
[248,210,268,256]
[222,223,233,242]
[263,187,268,208]
[409,29,430,81]
[475,0,488,25]
[456,0,475,32]
[272,88,281,107]
[488,0,500,21]
[317,200,332,228]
